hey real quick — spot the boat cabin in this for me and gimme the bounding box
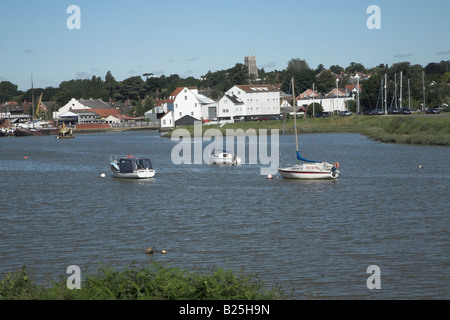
[118,156,152,173]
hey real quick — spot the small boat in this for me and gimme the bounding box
[110,155,155,179]
[278,78,340,180]
[56,124,75,139]
[209,150,241,166]
[278,161,340,179]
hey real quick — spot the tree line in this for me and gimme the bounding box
[1,59,449,117]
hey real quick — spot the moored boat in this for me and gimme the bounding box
[278,78,340,180]
[56,124,75,139]
[110,155,155,179]
[209,150,241,166]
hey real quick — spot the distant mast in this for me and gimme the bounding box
[31,74,35,127]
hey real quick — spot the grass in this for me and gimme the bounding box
[172,115,450,146]
[0,264,284,300]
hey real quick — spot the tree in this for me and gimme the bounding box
[315,70,335,94]
[120,76,146,102]
[287,58,309,72]
[105,71,118,100]
[0,81,18,102]
[315,64,325,74]
[360,74,381,110]
[307,102,323,117]
[330,65,344,75]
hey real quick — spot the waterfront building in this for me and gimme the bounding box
[217,84,281,121]
[53,98,110,118]
[296,88,355,113]
[159,86,217,124]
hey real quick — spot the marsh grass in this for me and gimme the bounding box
[173,116,450,146]
[0,264,284,300]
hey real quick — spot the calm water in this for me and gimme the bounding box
[0,130,449,299]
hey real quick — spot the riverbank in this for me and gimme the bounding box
[0,264,283,300]
[174,115,450,146]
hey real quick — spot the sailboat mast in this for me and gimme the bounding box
[31,75,35,126]
[384,74,387,114]
[399,71,403,109]
[292,77,299,154]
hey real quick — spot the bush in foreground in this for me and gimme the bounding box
[0,264,284,300]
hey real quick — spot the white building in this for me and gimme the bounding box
[53,98,109,118]
[218,85,280,120]
[159,111,174,128]
[297,88,355,113]
[161,87,216,123]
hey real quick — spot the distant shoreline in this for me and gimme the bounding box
[171,114,450,146]
[69,115,449,146]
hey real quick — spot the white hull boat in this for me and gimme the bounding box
[209,151,241,166]
[110,155,155,179]
[278,162,339,180]
[278,78,340,180]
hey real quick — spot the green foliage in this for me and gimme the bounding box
[0,81,19,103]
[0,263,284,300]
[0,267,36,300]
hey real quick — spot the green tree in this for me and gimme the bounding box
[345,62,367,74]
[330,65,344,75]
[105,71,118,100]
[307,102,323,117]
[360,74,381,110]
[0,81,18,102]
[315,70,335,94]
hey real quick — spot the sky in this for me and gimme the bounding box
[1,0,449,91]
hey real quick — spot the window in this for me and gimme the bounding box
[185,96,187,100]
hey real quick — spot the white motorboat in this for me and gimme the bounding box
[110,155,155,179]
[209,150,241,166]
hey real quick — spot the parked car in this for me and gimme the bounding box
[426,108,441,114]
[387,108,400,115]
[315,112,330,118]
[338,110,352,116]
[372,109,385,115]
[364,109,383,115]
[399,108,411,114]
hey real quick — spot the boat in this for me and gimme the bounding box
[110,155,155,179]
[209,150,241,166]
[56,123,75,139]
[13,124,58,136]
[278,78,340,180]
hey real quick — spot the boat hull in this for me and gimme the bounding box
[209,153,241,166]
[110,155,155,179]
[278,162,339,180]
[111,167,155,179]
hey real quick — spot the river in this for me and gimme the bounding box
[0,130,449,299]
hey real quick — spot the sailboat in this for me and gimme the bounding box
[278,78,340,180]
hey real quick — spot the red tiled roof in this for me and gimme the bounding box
[91,108,122,118]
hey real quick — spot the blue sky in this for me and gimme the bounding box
[1,0,449,91]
